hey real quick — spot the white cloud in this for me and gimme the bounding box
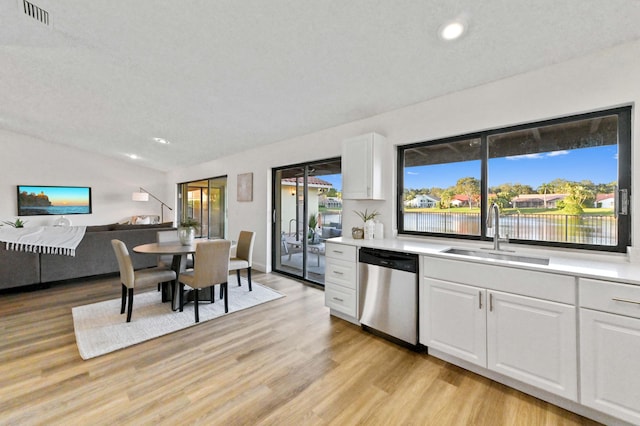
[547,150,569,157]
[506,153,544,160]
[407,171,419,175]
[506,150,570,160]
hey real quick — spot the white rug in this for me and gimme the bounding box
[72,278,283,360]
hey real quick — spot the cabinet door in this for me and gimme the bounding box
[342,133,383,199]
[423,278,487,367]
[487,291,577,401]
[580,308,640,425]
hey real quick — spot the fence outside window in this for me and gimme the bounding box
[403,212,617,246]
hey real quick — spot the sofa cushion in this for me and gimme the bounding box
[111,222,173,231]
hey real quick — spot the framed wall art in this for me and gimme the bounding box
[237,173,253,202]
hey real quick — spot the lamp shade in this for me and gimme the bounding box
[132,192,149,202]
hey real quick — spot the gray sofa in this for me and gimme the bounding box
[0,223,174,290]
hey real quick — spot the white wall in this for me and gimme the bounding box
[0,130,171,227]
[169,39,640,271]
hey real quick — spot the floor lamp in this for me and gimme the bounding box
[132,187,173,223]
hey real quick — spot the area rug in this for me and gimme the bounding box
[72,278,283,360]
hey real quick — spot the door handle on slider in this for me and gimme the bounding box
[489,293,494,312]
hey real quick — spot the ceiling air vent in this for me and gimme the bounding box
[22,0,49,25]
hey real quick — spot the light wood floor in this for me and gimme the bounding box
[0,272,600,425]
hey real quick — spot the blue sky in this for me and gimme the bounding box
[319,174,342,191]
[404,145,618,190]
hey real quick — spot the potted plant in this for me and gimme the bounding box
[308,213,319,244]
[178,217,199,245]
[353,209,379,239]
[3,218,27,228]
[351,209,380,240]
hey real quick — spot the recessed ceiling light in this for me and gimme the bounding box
[127,154,139,160]
[439,20,466,41]
[152,137,170,145]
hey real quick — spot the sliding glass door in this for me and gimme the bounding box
[178,176,227,239]
[272,158,342,285]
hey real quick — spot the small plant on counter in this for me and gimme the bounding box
[354,209,380,223]
[3,218,26,228]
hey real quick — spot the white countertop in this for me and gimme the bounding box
[327,236,640,286]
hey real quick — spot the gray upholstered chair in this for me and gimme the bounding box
[228,230,256,291]
[111,239,177,322]
[179,239,231,323]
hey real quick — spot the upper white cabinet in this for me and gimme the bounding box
[342,133,385,200]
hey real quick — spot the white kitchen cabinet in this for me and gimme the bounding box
[342,133,385,200]
[487,290,577,401]
[423,278,487,367]
[422,256,577,401]
[579,278,640,425]
[324,242,358,322]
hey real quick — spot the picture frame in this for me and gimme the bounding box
[17,185,92,216]
[237,173,253,202]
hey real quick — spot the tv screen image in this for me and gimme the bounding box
[17,185,92,216]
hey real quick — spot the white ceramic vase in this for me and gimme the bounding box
[178,227,195,245]
[364,220,375,240]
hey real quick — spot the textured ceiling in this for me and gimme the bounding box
[1,0,640,171]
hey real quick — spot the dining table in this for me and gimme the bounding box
[133,239,234,310]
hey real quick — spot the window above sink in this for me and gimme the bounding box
[398,106,631,253]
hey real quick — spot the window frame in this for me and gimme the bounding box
[397,106,631,253]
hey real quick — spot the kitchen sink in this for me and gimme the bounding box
[443,248,550,265]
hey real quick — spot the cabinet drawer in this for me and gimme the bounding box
[325,284,356,317]
[580,278,640,319]
[325,243,356,261]
[325,258,356,289]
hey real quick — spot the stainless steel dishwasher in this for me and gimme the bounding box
[358,247,419,346]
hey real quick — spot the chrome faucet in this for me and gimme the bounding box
[486,202,508,251]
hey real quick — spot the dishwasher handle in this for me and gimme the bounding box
[359,248,418,273]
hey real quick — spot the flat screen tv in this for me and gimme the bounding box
[17,185,92,216]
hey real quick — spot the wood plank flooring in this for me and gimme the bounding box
[0,272,600,425]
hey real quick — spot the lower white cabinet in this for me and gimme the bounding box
[423,271,577,401]
[487,290,577,400]
[579,278,640,425]
[424,278,487,367]
[324,243,358,321]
